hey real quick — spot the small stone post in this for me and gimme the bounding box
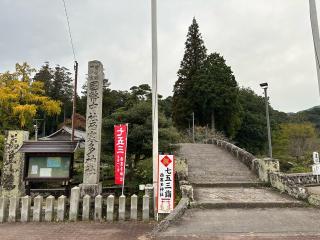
[257,158,280,182]
[45,195,55,222]
[0,196,8,223]
[180,185,194,201]
[57,195,66,222]
[80,61,104,197]
[106,195,114,222]
[119,195,126,221]
[144,184,154,211]
[82,195,91,221]
[1,131,29,198]
[33,195,43,222]
[143,194,149,221]
[21,195,31,222]
[69,186,80,221]
[130,194,138,220]
[94,195,102,222]
[8,196,19,223]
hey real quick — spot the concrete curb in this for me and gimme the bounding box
[148,197,189,238]
[192,182,269,188]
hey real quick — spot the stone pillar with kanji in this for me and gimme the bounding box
[1,130,29,197]
[80,60,104,197]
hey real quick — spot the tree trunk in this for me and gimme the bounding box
[211,111,215,132]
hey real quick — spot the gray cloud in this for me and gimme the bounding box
[0,0,319,112]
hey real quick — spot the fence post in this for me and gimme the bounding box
[119,195,126,221]
[33,195,43,222]
[8,196,19,223]
[21,195,31,222]
[0,197,8,223]
[57,195,66,222]
[69,186,80,221]
[82,195,91,221]
[130,194,138,220]
[143,194,149,221]
[94,195,102,222]
[106,195,114,222]
[45,195,55,222]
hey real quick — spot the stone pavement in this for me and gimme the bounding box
[178,143,258,184]
[157,143,320,239]
[0,222,154,240]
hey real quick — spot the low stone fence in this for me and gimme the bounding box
[210,138,320,206]
[0,187,151,223]
[269,172,320,199]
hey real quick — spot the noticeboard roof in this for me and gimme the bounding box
[19,141,79,153]
[39,126,86,142]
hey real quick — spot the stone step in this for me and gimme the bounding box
[190,201,307,209]
[193,181,268,188]
[192,187,307,209]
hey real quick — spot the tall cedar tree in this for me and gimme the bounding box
[172,18,207,128]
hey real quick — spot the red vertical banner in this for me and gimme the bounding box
[114,124,128,185]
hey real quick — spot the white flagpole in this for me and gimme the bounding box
[309,0,320,95]
[151,0,159,219]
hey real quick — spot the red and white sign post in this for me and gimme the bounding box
[157,155,175,215]
[114,124,128,195]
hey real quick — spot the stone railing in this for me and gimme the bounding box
[269,172,320,200]
[0,187,151,223]
[210,138,320,205]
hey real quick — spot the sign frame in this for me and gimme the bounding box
[157,154,175,215]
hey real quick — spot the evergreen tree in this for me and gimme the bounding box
[172,18,207,128]
[33,62,54,94]
[33,63,74,134]
[51,65,73,103]
[234,88,267,154]
[193,53,242,137]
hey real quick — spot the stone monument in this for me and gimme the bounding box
[80,60,104,196]
[1,130,29,197]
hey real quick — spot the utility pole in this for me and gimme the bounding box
[260,83,272,158]
[192,112,195,143]
[309,0,320,95]
[71,61,78,141]
[151,0,158,218]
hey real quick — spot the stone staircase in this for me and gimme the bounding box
[158,143,320,239]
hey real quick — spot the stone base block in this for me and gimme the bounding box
[79,183,102,197]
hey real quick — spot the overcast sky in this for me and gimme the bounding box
[0,0,320,113]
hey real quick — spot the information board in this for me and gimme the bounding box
[27,156,71,178]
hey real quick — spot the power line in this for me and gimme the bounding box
[62,0,76,62]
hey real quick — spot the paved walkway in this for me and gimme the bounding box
[158,143,320,239]
[0,222,154,240]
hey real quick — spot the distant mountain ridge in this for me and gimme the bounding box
[294,105,320,130]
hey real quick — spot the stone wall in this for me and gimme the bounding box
[269,172,319,199]
[0,187,152,223]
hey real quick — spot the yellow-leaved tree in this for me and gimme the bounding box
[0,62,61,128]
